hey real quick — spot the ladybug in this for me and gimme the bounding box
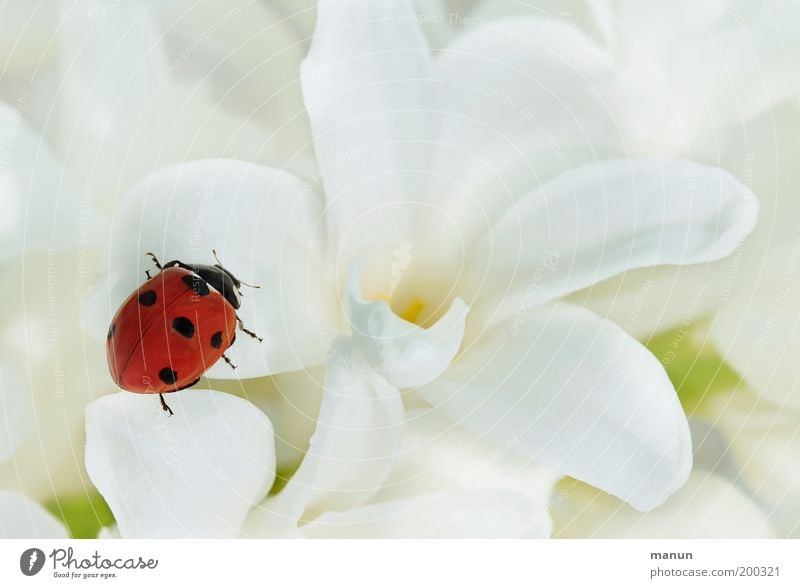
[106,252,261,415]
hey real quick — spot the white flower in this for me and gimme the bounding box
[86,0,757,531]
[244,365,558,538]
[0,0,311,528]
[86,359,558,538]
[466,0,800,538]
[85,389,276,538]
[467,0,799,338]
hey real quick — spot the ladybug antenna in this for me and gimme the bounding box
[212,249,261,289]
[237,278,261,290]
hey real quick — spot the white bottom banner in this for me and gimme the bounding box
[0,539,797,587]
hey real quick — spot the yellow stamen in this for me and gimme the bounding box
[399,297,426,324]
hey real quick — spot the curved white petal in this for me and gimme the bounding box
[207,367,326,474]
[709,243,800,410]
[301,0,438,265]
[373,409,559,504]
[461,159,757,323]
[0,103,102,265]
[0,490,68,538]
[303,489,552,538]
[553,472,775,538]
[345,262,469,389]
[85,390,276,538]
[570,260,740,340]
[574,99,800,339]
[417,302,692,511]
[243,356,404,537]
[428,17,644,243]
[303,409,557,538]
[0,359,30,464]
[85,160,339,377]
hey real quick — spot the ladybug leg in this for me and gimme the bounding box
[145,269,152,279]
[159,393,174,417]
[222,353,237,370]
[145,252,163,270]
[237,317,263,342]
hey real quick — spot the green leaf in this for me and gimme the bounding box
[45,492,115,539]
[645,324,741,414]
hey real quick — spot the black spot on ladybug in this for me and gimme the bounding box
[210,331,223,349]
[159,367,178,385]
[107,323,116,340]
[182,274,210,297]
[138,290,157,306]
[172,316,195,338]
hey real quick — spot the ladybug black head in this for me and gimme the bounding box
[186,263,243,309]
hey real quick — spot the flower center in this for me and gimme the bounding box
[376,292,427,325]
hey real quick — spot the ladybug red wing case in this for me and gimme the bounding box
[106,266,237,394]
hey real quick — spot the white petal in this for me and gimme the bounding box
[0,359,30,464]
[553,472,775,538]
[0,103,102,265]
[301,0,439,265]
[303,489,552,538]
[345,261,469,389]
[461,159,757,323]
[243,357,404,537]
[302,409,557,538]
[575,94,800,339]
[373,409,558,505]
[85,390,276,538]
[417,303,692,511]
[702,389,800,538]
[709,243,800,410]
[0,490,68,538]
[570,261,738,340]
[85,160,339,377]
[428,17,644,243]
[208,368,325,474]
